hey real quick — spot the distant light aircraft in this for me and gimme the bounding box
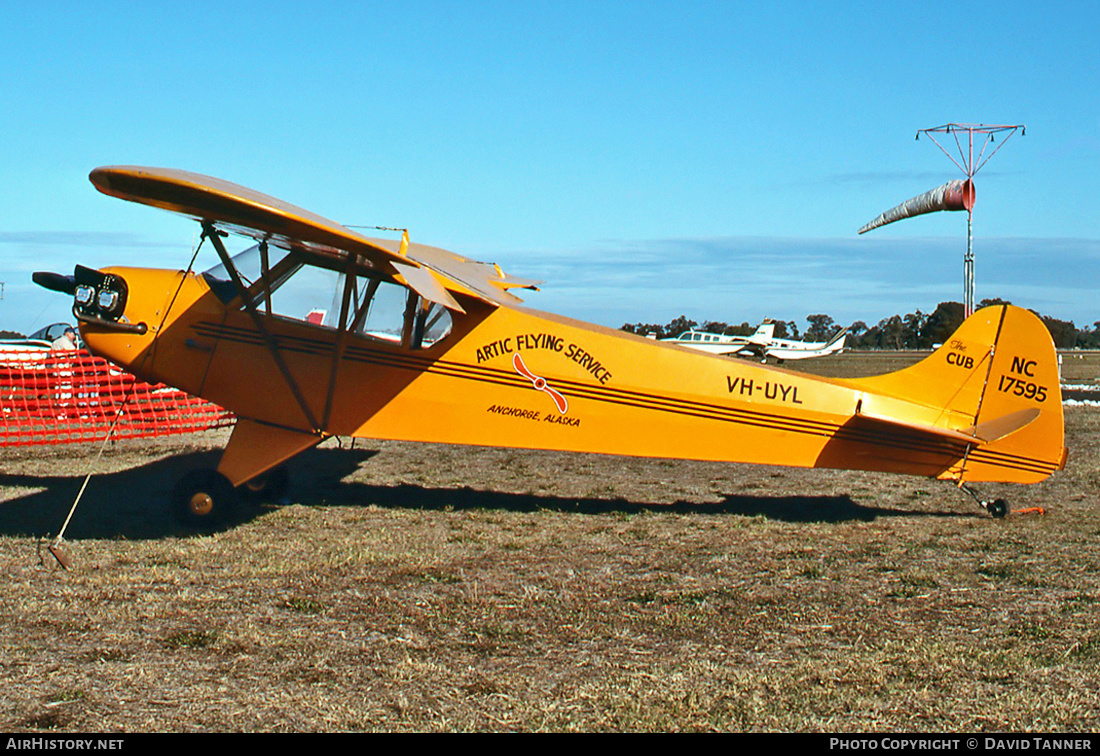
[34,167,1066,525]
[661,321,848,362]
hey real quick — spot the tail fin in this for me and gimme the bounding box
[824,327,848,351]
[849,305,1065,483]
[753,321,776,340]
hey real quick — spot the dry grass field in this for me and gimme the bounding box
[1,352,1099,732]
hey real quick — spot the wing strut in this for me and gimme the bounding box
[202,222,323,434]
[320,254,359,430]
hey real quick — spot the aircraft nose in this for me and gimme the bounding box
[32,271,76,295]
[37,265,149,336]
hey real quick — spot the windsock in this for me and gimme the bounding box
[858,179,975,234]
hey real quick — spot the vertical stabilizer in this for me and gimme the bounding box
[848,305,1065,483]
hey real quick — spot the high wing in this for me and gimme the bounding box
[89,166,539,310]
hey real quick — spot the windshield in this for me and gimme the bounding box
[202,244,452,349]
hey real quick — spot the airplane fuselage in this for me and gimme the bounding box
[81,265,1063,490]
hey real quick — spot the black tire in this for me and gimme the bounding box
[240,465,290,503]
[172,469,238,529]
[987,499,1009,519]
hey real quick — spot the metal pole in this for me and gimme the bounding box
[965,211,974,317]
[915,123,1023,317]
[966,130,974,316]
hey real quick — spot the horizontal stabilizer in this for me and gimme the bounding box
[859,179,975,234]
[855,404,985,446]
[854,405,1036,447]
[963,407,1040,444]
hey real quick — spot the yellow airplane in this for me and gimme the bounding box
[35,166,1066,526]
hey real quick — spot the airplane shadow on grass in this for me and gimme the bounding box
[334,482,971,525]
[0,445,972,541]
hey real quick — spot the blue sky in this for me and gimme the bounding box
[1,1,1097,334]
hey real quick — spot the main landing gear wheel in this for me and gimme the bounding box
[172,469,239,529]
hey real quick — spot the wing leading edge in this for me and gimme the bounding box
[89,166,539,310]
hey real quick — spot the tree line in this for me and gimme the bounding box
[622,300,1100,350]
[4,301,1095,351]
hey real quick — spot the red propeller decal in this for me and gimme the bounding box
[513,353,568,414]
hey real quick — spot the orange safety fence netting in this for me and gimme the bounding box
[0,348,234,446]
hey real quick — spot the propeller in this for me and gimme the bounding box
[32,271,76,295]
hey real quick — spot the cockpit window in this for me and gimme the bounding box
[202,244,452,349]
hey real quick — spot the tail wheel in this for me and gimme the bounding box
[172,469,238,529]
[960,484,1010,520]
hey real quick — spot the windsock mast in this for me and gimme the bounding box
[916,123,1025,179]
[860,123,1024,317]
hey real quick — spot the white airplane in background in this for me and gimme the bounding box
[659,321,848,362]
